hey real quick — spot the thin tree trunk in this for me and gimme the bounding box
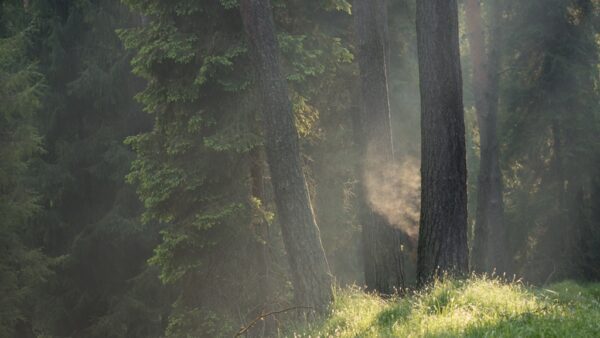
[353,0,404,294]
[551,120,569,279]
[415,0,469,286]
[465,0,507,274]
[240,0,333,312]
[247,147,275,336]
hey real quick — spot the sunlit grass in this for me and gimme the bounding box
[289,277,600,337]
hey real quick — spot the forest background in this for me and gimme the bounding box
[0,0,598,336]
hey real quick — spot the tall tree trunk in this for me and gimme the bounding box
[465,0,507,274]
[551,120,569,280]
[415,0,469,286]
[247,147,275,336]
[240,0,333,312]
[353,0,404,293]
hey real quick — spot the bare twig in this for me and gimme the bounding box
[543,262,557,286]
[234,306,314,337]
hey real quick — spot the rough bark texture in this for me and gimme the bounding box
[240,0,333,312]
[416,0,469,286]
[465,0,507,274]
[353,0,404,294]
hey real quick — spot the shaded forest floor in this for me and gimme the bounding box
[288,277,600,337]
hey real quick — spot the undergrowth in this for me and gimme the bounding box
[287,277,600,337]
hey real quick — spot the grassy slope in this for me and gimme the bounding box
[289,278,600,337]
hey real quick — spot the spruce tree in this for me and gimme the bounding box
[240,0,334,311]
[0,2,51,335]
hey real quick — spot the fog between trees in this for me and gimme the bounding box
[1,0,598,336]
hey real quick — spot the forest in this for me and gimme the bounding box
[0,0,598,337]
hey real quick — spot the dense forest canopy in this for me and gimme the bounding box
[0,0,598,337]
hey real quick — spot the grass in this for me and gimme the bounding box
[287,277,600,337]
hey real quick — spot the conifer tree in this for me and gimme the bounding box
[464,0,507,273]
[353,0,405,293]
[0,2,51,335]
[240,0,334,311]
[416,0,469,286]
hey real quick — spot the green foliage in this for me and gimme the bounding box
[120,0,269,335]
[324,0,352,14]
[497,0,600,281]
[119,0,358,335]
[292,277,600,337]
[0,2,53,336]
[1,0,172,336]
[1,0,596,337]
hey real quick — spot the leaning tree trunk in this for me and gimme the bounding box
[239,0,333,312]
[465,0,507,274]
[415,0,469,287]
[353,0,404,294]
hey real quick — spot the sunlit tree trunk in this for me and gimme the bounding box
[465,0,507,274]
[353,0,404,293]
[416,0,469,286]
[240,0,333,312]
[247,147,275,336]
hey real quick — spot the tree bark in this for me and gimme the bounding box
[247,147,275,336]
[416,0,469,286]
[465,0,507,274]
[240,0,333,312]
[353,0,404,294]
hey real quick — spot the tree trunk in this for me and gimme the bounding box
[240,0,333,312]
[465,0,507,274]
[551,120,569,280]
[247,147,275,336]
[353,0,404,294]
[415,0,469,286]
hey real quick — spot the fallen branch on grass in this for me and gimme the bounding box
[234,306,315,337]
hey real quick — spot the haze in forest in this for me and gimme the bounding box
[0,0,598,337]
[364,150,420,239]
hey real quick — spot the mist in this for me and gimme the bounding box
[364,149,420,239]
[1,0,598,337]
